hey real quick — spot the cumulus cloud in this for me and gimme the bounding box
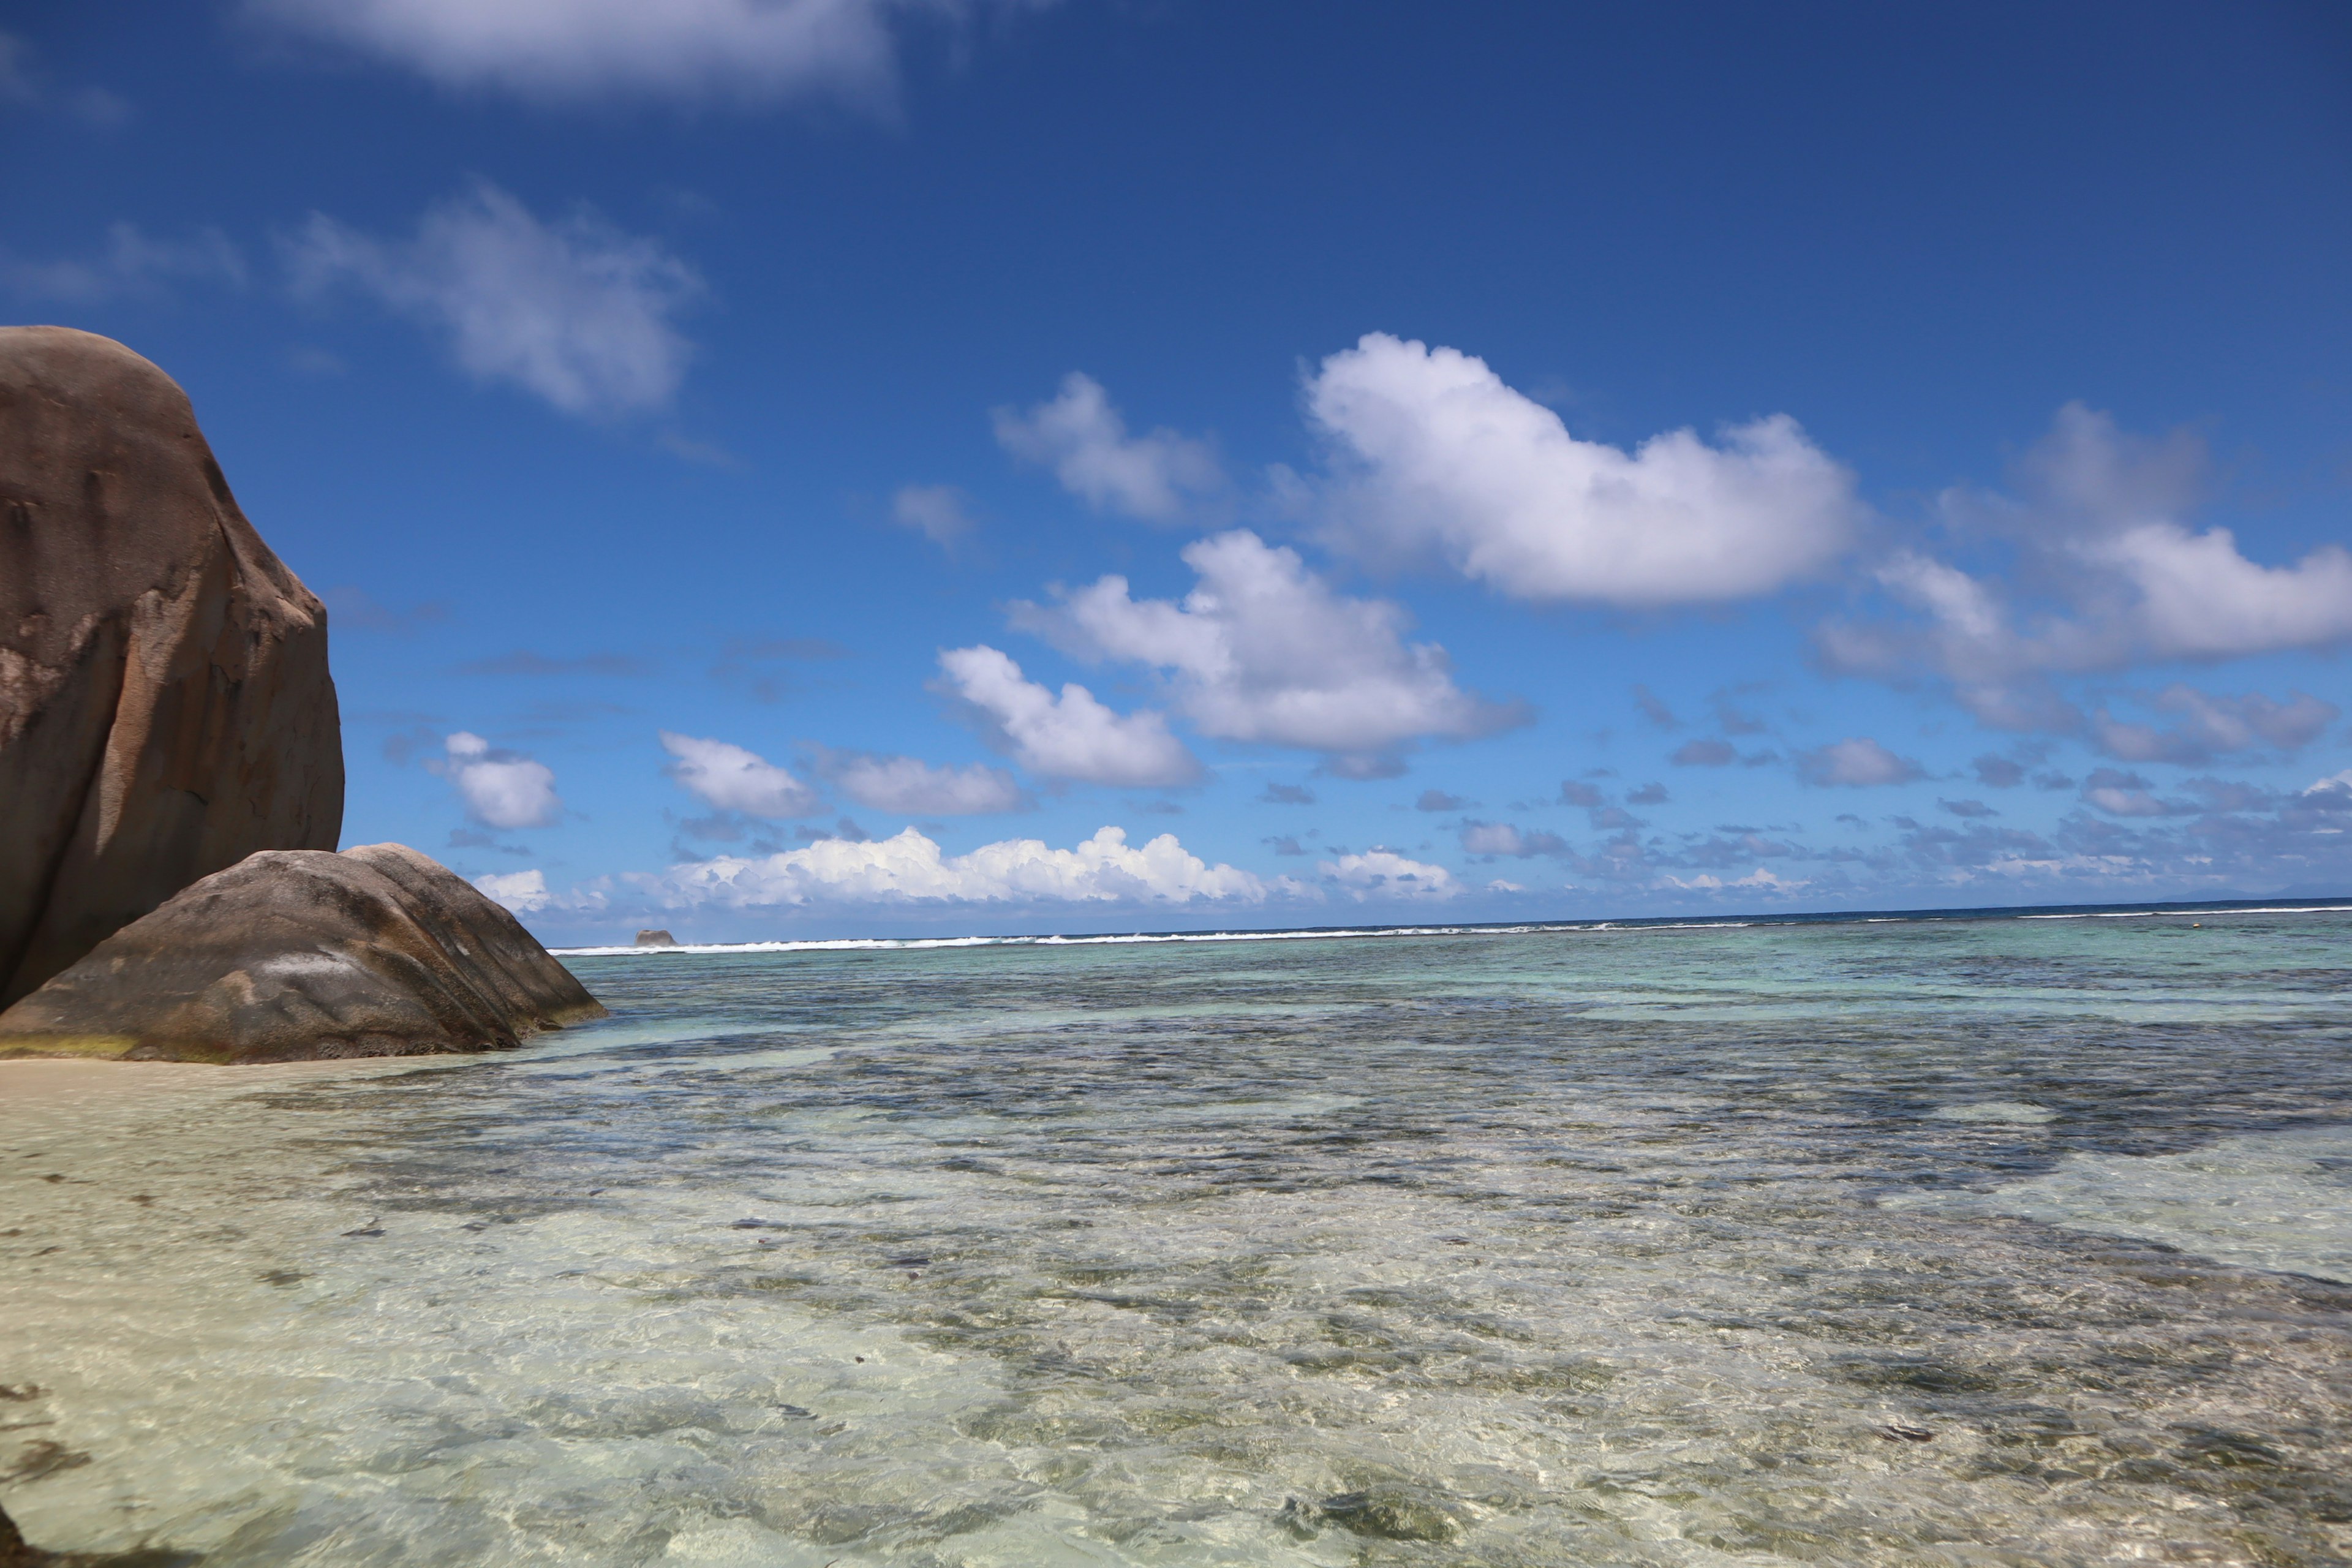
[0,31,32,103]
[1557,780,1604,808]
[661,731,823,816]
[432,731,563,828]
[1304,333,1859,605]
[1260,782,1316,805]
[245,0,1027,107]
[285,179,701,418]
[1710,690,1770,734]
[1321,849,1459,900]
[655,824,1272,908]
[1972,753,2026,788]
[473,868,551,913]
[1012,529,1522,775]
[2079,767,2195,818]
[1672,737,1735,766]
[2092,686,2339,766]
[808,747,1027,814]
[993,372,1221,522]
[0,34,133,125]
[2,221,245,302]
[1795,737,1924,788]
[1460,821,1566,858]
[890,483,976,548]
[1819,405,2352,722]
[938,645,1202,786]
[1632,685,1682,728]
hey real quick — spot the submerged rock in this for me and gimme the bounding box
[634,929,678,948]
[1314,1486,1463,1543]
[0,1499,196,1566]
[0,843,606,1063]
[0,327,343,1008]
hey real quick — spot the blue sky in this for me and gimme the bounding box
[7,1,2352,940]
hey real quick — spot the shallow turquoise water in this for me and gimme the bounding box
[4,909,2350,1565]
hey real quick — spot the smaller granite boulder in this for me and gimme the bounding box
[0,843,606,1063]
[634,929,678,948]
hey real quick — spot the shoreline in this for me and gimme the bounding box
[0,1054,491,1101]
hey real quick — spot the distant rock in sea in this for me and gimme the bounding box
[635,929,679,948]
[0,843,608,1064]
[0,326,343,1008]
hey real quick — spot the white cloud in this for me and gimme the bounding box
[1304,333,1858,606]
[890,483,975,547]
[2090,522,2352,660]
[662,731,823,817]
[2094,686,2339,765]
[1,221,245,302]
[473,867,608,916]
[993,372,1221,522]
[434,731,564,828]
[1795,737,1923,788]
[2079,768,2193,818]
[938,645,1202,786]
[1820,405,2352,718]
[66,86,133,127]
[810,747,1027,814]
[1319,849,1459,900]
[1012,529,1521,774]
[656,824,1272,907]
[246,0,1016,106]
[0,32,128,126]
[473,868,551,913]
[284,180,701,418]
[0,31,34,103]
[1459,821,1566,858]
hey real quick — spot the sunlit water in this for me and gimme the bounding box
[4,908,2351,1566]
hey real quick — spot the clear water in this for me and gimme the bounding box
[4,909,2351,1566]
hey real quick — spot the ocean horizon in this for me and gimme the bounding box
[551,893,2352,957]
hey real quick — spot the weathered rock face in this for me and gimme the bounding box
[0,843,607,1064]
[0,326,344,1008]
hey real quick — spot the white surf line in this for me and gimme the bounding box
[548,901,2350,959]
[2016,905,2352,921]
[548,919,1784,958]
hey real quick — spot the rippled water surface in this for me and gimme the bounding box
[5,910,2351,1566]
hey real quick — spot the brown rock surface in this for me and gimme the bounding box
[1,326,343,1007]
[0,843,607,1064]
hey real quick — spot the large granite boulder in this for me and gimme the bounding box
[1,326,343,1008]
[0,843,606,1063]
